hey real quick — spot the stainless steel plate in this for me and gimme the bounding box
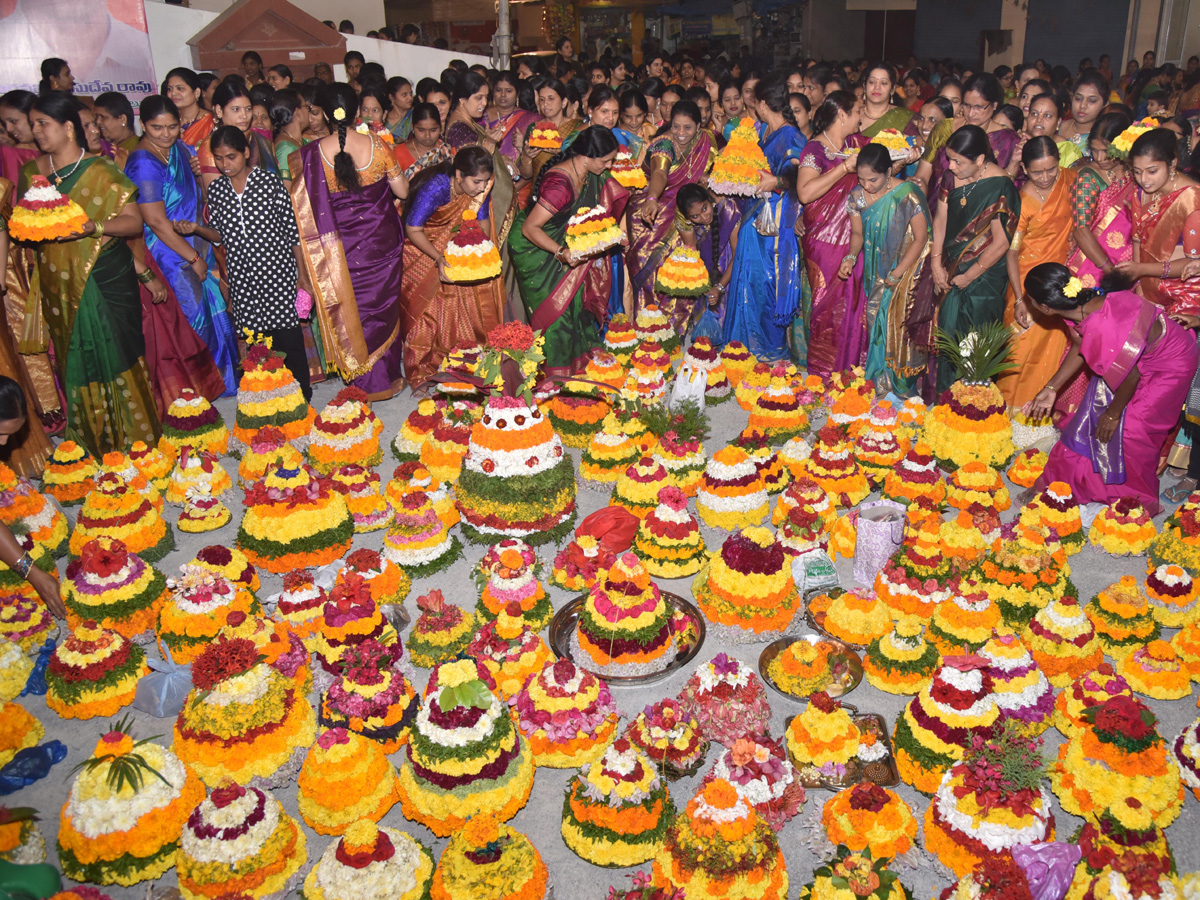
[759,635,864,702]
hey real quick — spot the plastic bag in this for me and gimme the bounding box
[685,307,723,348]
[0,741,66,795]
[133,646,192,718]
[853,499,906,586]
[669,361,707,413]
[1013,842,1082,900]
[18,640,53,697]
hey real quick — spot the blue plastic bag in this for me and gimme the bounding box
[685,307,723,348]
[18,640,53,698]
[0,741,66,795]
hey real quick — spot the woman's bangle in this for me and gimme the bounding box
[136,269,156,285]
[186,253,200,266]
[93,221,104,240]
[842,254,857,265]
[14,553,32,580]
[1163,259,1172,279]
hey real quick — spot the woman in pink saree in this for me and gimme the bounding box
[1026,263,1197,516]
[798,91,866,375]
[626,101,713,327]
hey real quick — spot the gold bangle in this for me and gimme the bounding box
[93,221,104,240]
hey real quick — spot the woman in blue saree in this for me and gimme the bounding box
[839,144,932,395]
[722,75,807,361]
[124,96,238,394]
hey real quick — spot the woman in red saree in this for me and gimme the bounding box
[163,68,214,151]
[798,91,866,375]
[1027,264,1197,516]
[401,147,505,389]
[626,101,713,327]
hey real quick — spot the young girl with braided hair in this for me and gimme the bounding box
[291,82,411,399]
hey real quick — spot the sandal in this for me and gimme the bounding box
[1163,477,1198,503]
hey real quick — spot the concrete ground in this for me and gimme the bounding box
[13,375,1199,899]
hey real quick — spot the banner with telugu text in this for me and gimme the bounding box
[0,0,158,107]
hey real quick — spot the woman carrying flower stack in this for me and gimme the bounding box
[401,147,504,389]
[1026,264,1197,516]
[509,126,628,374]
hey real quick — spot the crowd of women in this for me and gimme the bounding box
[4,48,1200,513]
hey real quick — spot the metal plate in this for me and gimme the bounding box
[759,635,863,702]
[784,711,901,790]
[548,590,706,687]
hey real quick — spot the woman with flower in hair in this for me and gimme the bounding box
[291,83,410,400]
[1025,264,1197,515]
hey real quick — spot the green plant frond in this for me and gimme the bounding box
[932,322,1017,383]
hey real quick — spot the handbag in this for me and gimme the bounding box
[753,196,781,237]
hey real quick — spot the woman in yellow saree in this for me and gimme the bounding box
[18,93,159,456]
[1000,137,1077,409]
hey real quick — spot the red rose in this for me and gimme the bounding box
[848,782,890,813]
[1092,695,1154,740]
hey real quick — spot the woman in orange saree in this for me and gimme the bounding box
[401,148,505,390]
[999,137,1077,409]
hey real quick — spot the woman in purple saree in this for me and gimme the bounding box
[1026,263,1198,516]
[291,84,410,399]
[797,91,866,376]
[626,101,714,327]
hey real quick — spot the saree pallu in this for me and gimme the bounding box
[803,135,867,376]
[393,141,453,183]
[487,109,540,170]
[928,127,1019,214]
[1067,174,1134,288]
[126,143,238,395]
[849,182,932,396]
[0,177,63,427]
[626,133,714,325]
[997,169,1077,410]
[401,185,504,388]
[926,176,1021,396]
[861,107,916,139]
[20,158,159,456]
[181,114,214,150]
[292,142,405,400]
[1045,290,1198,515]
[509,172,629,374]
[1131,185,1200,316]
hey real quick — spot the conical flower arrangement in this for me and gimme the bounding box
[683,337,732,403]
[40,440,96,505]
[236,425,304,486]
[62,537,168,638]
[709,121,771,196]
[635,485,706,578]
[655,247,711,298]
[159,388,229,458]
[466,602,551,699]
[237,465,353,573]
[864,617,941,695]
[230,341,315,448]
[444,209,502,281]
[319,638,418,752]
[70,472,174,562]
[473,538,552,630]
[330,464,392,532]
[45,621,148,720]
[309,386,385,474]
[392,397,442,462]
[511,656,619,768]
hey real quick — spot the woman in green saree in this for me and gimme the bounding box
[857,62,918,139]
[509,127,629,375]
[925,124,1021,395]
[18,93,159,456]
[840,144,932,395]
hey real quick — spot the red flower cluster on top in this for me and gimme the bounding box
[244,343,282,370]
[722,530,786,576]
[334,386,370,406]
[810,691,838,713]
[337,830,395,869]
[191,636,261,690]
[974,857,1034,900]
[847,782,891,813]
[1089,694,1155,742]
[488,322,535,352]
[78,538,130,578]
[196,546,233,567]
[344,548,384,573]
[282,569,315,592]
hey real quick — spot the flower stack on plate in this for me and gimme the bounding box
[696,446,769,530]
[381,490,461,578]
[393,397,443,462]
[625,355,668,403]
[551,533,615,594]
[40,440,96,505]
[175,783,307,900]
[230,341,315,448]
[561,736,674,867]
[822,783,917,860]
[927,574,1000,654]
[543,376,612,451]
[387,461,458,528]
[319,638,417,751]
[309,386,385,474]
[396,659,535,837]
[922,328,1015,469]
[892,657,1000,794]
[655,247,711,303]
[864,617,940,694]
[635,485,706,578]
[773,476,837,529]
[61,537,167,638]
[297,727,402,835]
[303,818,434,900]
[311,573,396,674]
[925,723,1056,877]
[635,303,680,357]
[455,394,577,546]
[693,527,801,642]
[798,846,908,900]
[1173,717,1200,801]
[1007,448,1048,489]
[822,589,893,647]
[874,520,953,621]
[237,464,352,573]
[0,806,44,867]
[709,120,771,195]
[946,461,1010,512]
[566,204,623,258]
[853,422,907,487]
[581,412,643,489]
[56,721,204,887]
[407,589,475,668]
[748,370,808,442]
[1089,497,1157,555]
[1146,563,1200,627]
[473,538,551,630]
[1087,576,1160,659]
[69,472,173,562]
[734,361,773,411]
[976,529,1070,629]
[801,424,871,509]
[0,638,30,704]
[1150,492,1200,570]
[9,175,89,240]
[163,446,231,505]
[1065,817,1180,900]
[648,432,705,499]
[736,428,789,494]
[625,698,709,778]
[1022,594,1102,688]
[785,691,863,779]
[173,632,317,786]
[444,209,502,282]
[339,547,409,608]
[219,608,310,695]
[466,601,552,699]
[676,652,771,746]
[418,401,474,485]
[430,814,550,900]
[1050,694,1184,832]
[572,551,677,677]
[45,621,148,719]
[0,591,52,657]
[703,733,805,831]
[612,456,673,520]
[881,442,947,520]
[604,314,639,365]
[511,655,619,768]
[651,778,788,900]
[611,144,647,189]
[158,388,231,457]
[272,569,327,649]
[156,563,258,663]
[1053,663,1133,737]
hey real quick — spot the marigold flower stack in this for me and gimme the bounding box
[309,386,385,473]
[407,589,475,668]
[304,818,434,900]
[45,621,148,719]
[237,464,353,573]
[466,602,551,699]
[864,617,941,694]
[694,527,802,641]
[156,564,259,663]
[709,120,772,195]
[696,446,769,529]
[158,388,229,458]
[230,340,316,447]
[40,441,96,505]
[429,814,549,900]
[61,537,168,638]
[319,638,417,751]
[510,656,619,767]
[572,552,677,676]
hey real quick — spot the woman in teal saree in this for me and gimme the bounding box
[18,94,159,456]
[509,127,629,375]
[840,144,932,395]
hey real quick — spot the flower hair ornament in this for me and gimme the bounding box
[1061,277,1084,299]
[333,107,347,121]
